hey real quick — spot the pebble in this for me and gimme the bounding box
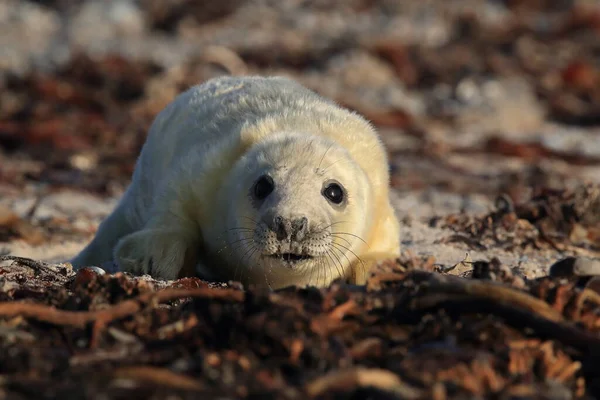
[0,0,62,75]
[548,257,600,278]
[69,0,147,50]
[73,266,106,287]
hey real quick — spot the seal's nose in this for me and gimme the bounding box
[292,217,308,241]
[273,216,308,241]
[273,216,291,240]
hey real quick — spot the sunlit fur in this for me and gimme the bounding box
[71,76,400,289]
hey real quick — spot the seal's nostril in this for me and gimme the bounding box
[273,215,291,240]
[296,217,307,231]
[293,217,309,240]
[272,216,308,241]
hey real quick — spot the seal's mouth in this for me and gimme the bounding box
[269,253,313,263]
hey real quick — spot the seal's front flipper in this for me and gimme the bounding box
[71,201,135,270]
[114,229,197,280]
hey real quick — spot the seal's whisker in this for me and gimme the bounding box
[323,154,380,172]
[312,221,329,232]
[331,248,346,280]
[323,255,332,287]
[317,256,328,286]
[330,241,359,262]
[240,216,259,224]
[225,236,253,247]
[317,253,325,288]
[322,254,331,287]
[323,252,337,279]
[216,228,252,249]
[329,233,353,247]
[321,157,347,172]
[331,241,365,274]
[314,220,347,233]
[230,239,254,283]
[321,258,328,288]
[332,243,366,280]
[216,236,253,254]
[236,246,252,287]
[317,142,335,171]
[232,242,249,283]
[216,222,251,237]
[252,250,272,290]
[239,242,258,266]
[308,253,316,287]
[223,243,253,264]
[325,249,344,281]
[243,246,257,284]
[296,257,312,283]
[311,256,322,288]
[247,247,269,289]
[331,231,368,246]
[307,259,317,285]
[303,138,317,156]
[324,145,383,171]
[328,221,349,228]
[327,258,343,283]
[330,246,352,282]
[329,245,357,282]
[240,244,260,285]
[225,227,254,232]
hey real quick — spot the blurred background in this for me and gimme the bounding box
[0,0,599,269]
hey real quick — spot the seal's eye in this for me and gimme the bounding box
[323,183,344,205]
[254,175,274,200]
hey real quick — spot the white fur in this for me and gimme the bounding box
[71,76,400,288]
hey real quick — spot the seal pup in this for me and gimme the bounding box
[71,76,400,289]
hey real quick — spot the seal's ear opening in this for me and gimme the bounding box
[114,229,197,281]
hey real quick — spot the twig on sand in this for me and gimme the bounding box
[0,287,244,347]
[0,255,69,281]
[110,366,204,391]
[1,255,51,271]
[405,271,600,355]
[305,367,422,398]
[415,271,564,322]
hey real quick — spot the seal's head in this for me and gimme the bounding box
[216,132,373,289]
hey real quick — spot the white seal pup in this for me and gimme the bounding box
[71,76,400,289]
